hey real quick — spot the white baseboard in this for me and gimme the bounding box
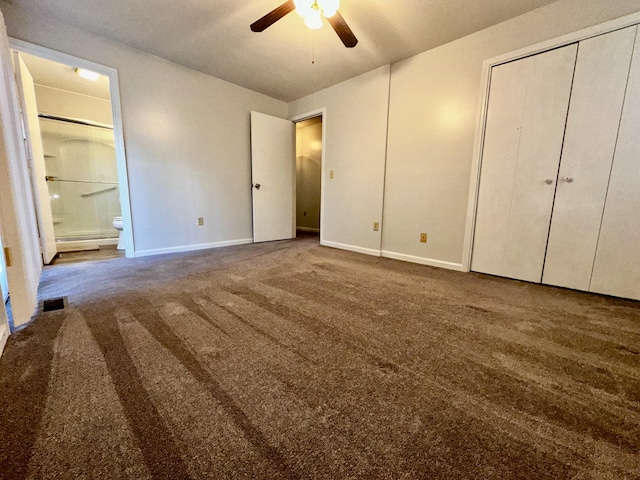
[0,322,9,359]
[381,250,466,271]
[321,240,381,257]
[296,227,320,233]
[135,238,254,258]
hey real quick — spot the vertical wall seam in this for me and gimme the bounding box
[378,64,392,256]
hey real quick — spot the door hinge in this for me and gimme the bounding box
[4,247,13,267]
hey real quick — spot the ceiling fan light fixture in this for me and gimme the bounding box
[318,0,339,18]
[293,0,312,17]
[303,8,323,30]
[294,0,340,27]
[250,0,356,48]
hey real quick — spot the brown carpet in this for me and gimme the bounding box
[0,236,639,479]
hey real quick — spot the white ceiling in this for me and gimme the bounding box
[9,0,560,102]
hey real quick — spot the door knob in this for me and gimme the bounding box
[544,179,553,185]
[563,177,573,183]
[254,183,261,190]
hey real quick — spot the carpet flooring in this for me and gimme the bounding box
[0,236,639,479]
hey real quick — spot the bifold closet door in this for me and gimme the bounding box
[542,26,637,291]
[471,44,577,282]
[590,29,640,301]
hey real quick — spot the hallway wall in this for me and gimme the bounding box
[289,66,391,255]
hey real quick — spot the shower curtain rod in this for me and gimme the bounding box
[38,113,114,130]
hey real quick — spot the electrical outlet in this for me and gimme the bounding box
[330,170,334,179]
[373,222,380,232]
[198,217,204,226]
[420,233,427,243]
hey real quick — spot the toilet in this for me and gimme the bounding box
[112,216,124,250]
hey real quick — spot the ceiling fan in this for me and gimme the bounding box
[251,0,358,48]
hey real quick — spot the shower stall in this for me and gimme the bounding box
[39,116,121,246]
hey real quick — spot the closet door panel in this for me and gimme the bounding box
[542,26,637,291]
[590,30,640,301]
[471,45,577,282]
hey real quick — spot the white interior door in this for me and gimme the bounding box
[250,111,295,243]
[471,44,577,282]
[14,52,57,264]
[542,26,637,291]
[590,28,640,301]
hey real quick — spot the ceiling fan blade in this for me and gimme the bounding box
[327,11,358,48]
[251,1,296,32]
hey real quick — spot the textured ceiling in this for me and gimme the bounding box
[6,0,560,102]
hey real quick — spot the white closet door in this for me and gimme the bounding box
[542,26,637,291]
[590,29,640,301]
[471,44,577,282]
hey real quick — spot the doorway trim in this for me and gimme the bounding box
[8,38,135,258]
[461,10,640,273]
[292,108,326,245]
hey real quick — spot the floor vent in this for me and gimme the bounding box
[42,297,67,312]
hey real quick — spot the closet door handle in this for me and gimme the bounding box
[563,177,574,183]
[545,179,554,185]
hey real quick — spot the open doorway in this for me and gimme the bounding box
[250,110,324,244]
[9,41,133,263]
[295,115,322,240]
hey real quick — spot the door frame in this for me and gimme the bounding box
[292,108,326,245]
[462,10,640,272]
[9,38,135,258]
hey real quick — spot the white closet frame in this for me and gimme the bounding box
[462,10,640,272]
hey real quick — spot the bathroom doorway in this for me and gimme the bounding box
[9,40,133,260]
[295,115,323,239]
[38,116,121,249]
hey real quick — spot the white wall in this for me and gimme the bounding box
[382,0,640,268]
[34,84,113,126]
[295,118,322,231]
[1,2,288,256]
[289,65,390,255]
